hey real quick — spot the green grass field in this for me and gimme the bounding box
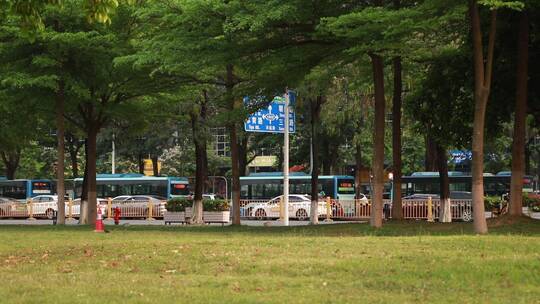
[1,219,540,303]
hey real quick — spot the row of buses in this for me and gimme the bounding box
[0,172,537,202]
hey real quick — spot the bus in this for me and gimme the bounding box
[240,173,356,200]
[73,174,190,199]
[0,179,54,200]
[401,171,535,197]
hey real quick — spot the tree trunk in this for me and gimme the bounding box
[310,96,323,225]
[238,132,249,177]
[56,80,66,224]
[85,126,98,225]
[370,53,385,228]
[437,144,452,222]
[191,91,209,225]
[226,64,241,225]
[79,140,89,224]
[138,152,144,175]
[151,155,159,176]
[470,0,496,234]
[66,133,81,178]
[509,11,529,216]
[391,56,403,220]
[1,150,20,180]
[425,135,438,171]
[355,144,363,199]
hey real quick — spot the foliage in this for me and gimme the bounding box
[484,195,505,211]
[165,198,192,212]
[203,199,230,212]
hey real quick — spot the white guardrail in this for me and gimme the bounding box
[238,198,474,221]
[0,199,166,220]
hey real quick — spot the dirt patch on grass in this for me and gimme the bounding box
[487,215,535,227]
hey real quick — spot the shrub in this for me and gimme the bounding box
[484,196,504,211]
[203,199,230,212]
[523,194,540,208]
[165,198,192,212]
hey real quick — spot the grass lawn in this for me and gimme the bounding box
[1,218,540,303]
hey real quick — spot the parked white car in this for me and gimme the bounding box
[248,194,327,220]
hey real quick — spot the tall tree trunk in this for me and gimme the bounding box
[370,53,385,228]
[56,80,66,224]
[437,144,451,222]
[226,64,241,225]
[79,140,89,224]
[191,91,209,224]
[66,134,81,178]
[470,0,496,234]
[392,56,403,220]
[509,11,529,216]
[238,132,249,177]
[425,135,438,171]
[151,155,159,176]
[138,152,144,174]
[1,150,20,179]
[85,125,98,225]
[355,143,363,198]
[310,96,323,224]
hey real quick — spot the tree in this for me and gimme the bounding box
[509,10,529,216]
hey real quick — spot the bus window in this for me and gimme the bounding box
[31,181,52,195]
[171,183,189,196]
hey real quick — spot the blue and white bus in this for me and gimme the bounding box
[73,174,190,199]
[240,173,356,200]
[0,179,54,200]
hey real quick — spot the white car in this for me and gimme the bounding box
[31,195,70,219]
[248,194,327,220]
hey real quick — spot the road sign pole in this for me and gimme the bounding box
[282,91,290,226]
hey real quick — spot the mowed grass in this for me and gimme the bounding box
[1,219,540,304]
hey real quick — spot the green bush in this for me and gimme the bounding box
[166,198,230,212]
[484,196,504,211]
[165,198,192,212]
[203,199,230,212]
[523,194,540,208]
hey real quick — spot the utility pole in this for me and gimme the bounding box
[112,133,116,174]
[281,91,290,226]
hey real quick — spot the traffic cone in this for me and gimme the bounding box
[94,207,105,233]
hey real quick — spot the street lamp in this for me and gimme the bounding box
[388,172,394,202]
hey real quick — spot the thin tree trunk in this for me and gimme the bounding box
[437,144,451,222]
[425,135,438,171]
[79,140,89,224]
[470,0,496,234]
[151,155,159,176]
[370,53,385,228]
[310,96,322,224]
[355,144,363,198]
[138,152,144,174]
[238,132,249,177]
[509,11,529,216]
[85,126,98,225]
[226,64,241,225]
[56,80,66,224]
[191,91,209,225]
[392,56,403,220]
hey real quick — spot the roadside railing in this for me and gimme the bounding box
[0,198,165,220]
[237,198,474,221]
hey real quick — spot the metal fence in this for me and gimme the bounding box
[0,198,166,220]
[238,198,474,221]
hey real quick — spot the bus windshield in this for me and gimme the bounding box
[171,183,190,196]
[337,179,355,195]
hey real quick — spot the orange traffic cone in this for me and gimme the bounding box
[94,207,105,233]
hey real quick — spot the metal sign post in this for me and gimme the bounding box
[282,92,290,226]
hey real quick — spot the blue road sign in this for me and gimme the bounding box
[244,96,295,133]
